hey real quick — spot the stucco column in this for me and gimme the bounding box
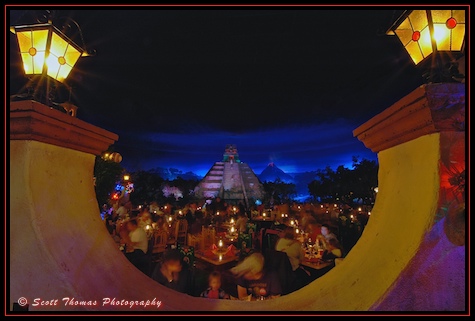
[353,83,465,311]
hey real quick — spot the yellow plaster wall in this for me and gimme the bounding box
[9,133,441,311]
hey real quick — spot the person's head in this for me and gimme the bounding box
[208,271,222,291]
[162,249,183,273]
[126,219,138,231]
[230,252,265,280]
[280,226,296,240]
[321,224,331,236]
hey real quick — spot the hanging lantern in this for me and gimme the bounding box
[108,152,122,163]
[11,23,85,82]
[389,9,466,65]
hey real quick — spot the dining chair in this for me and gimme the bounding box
[201,226,216,251]
[187,233,202,252]
[263,228,281,251]
[175,219,188,246]
[167,219,188,247]
[152,229,168,255]
[264,248,294,295]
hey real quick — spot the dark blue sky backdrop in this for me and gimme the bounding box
[9,7,429,177]
[117,119,377,177]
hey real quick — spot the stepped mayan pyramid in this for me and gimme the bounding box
[194,144,264,206]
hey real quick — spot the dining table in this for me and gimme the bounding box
[300,249,336,281]
[194,240,241,270]
[195,251,239,267]
[251,217,275,231]
[300,257,334,271]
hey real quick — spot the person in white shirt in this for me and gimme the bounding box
[116,204,128,220]
[235,212,249,234]
[275,226,305,271]
[124,219,150,275]
[275,225,311,292]
[138,208,152,229]
[321,224,338,246]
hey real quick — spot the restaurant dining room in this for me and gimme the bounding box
[111,200,351,300]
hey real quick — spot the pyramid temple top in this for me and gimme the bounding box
[223,144,240,163]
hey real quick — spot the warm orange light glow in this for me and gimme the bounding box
[393,10,465,65]
[123,175,130,181]
[430,10,465,51]
[12,23,84,82]
[394,10,432,65]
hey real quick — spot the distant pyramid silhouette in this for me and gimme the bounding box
[194,144,264,207]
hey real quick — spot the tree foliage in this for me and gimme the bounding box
[129,169,199,206]
[93,155,124,208]
[262,178,297,204]
[128,169,165,205]
[308,157,378,206]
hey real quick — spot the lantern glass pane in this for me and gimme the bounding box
[405,41,423,65]
[57,64,73,82]
[395,29,414,46]
[419,26,433,57]
[430,10,451,23]
[33,52,45,74]
[17,31,33,53]
[433,24,451,50]
[397,16,412,31]
[64,45,82,67]
[46,53,61,80]
[452,10,465,23]
[409,10,428,32]
[451,24,465,50]
[21,53,33,74]
[32,29,49,52]
[50,32,68,57]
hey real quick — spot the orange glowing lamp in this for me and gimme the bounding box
[388,10,465,65]
[11,23,86,82]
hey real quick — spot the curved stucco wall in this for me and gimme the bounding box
[10,131,450,311]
